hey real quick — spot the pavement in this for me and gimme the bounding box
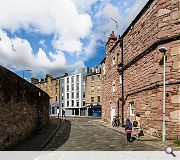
[8,116,61,151]
[96,120,159,141]
[43,117,164,151]
[95,119,180,150]
[7,116,179,151]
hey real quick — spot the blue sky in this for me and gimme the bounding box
[0,0,149,80]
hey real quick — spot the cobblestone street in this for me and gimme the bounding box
[43,117,163,151]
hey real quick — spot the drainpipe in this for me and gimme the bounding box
[120,37,125,127]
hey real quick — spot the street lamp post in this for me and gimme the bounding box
[159,46,167,144]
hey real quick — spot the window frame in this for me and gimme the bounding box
[91,97,94,102]
[129,101,135,116]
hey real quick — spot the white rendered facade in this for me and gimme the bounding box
[60,70,86,116]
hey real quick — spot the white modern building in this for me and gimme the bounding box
[60,68,87,116]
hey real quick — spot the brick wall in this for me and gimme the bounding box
[0,65,50,150]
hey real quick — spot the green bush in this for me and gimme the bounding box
[174,140,180,146]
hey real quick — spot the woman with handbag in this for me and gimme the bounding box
[125,118,132,142]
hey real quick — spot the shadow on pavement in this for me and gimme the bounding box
[43,119,71,151]
[6,117,60,151]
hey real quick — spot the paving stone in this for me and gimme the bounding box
[43,117,163,151]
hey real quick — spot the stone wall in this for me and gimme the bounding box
[101,32,122,123]
[122,0,180,139]
[0,65,50,150]
[85,73,101,106]
[101,0,180,139]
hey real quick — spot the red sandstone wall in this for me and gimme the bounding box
[102,0,180,139]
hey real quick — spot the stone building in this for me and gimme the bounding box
[101,0,180,139]
[31,74,61,115]
[85,66,102,117]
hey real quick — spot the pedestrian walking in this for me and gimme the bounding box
[62,109,66,119]
[125,118,132,142]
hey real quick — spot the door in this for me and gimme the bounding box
[111,107,116,124]
[52,107,55,114]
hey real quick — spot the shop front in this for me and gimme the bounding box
[87,105,101,117]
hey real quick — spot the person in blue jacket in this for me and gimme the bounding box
[125,118,132,142]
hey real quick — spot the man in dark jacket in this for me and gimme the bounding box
[62,109,66,119]
[125,118,132,142]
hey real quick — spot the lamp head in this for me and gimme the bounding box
[159,46,167,53]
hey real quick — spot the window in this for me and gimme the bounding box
[130,101,135,116]
[62,103,64,107]
[72,100,74,106]
[56,96,57,101]
[91,97,94,102]
[97,75,100,81]
[112,56,116,65]
[67,101,69,107]
[112,84,115,93]
[67,77,69,84]
[76,92,79,98]
[67,93,69,99]
[55,80,57,86]
[76,75,79,82]
[83,92,85,98]
[91,76,94,82]
[72,92,74,99]
[62,96,64,100]
[97,85,100,92]
[72,84,74,91]
[77,101,79,107]
[61,79,64,85]
[119,75,122,84]
[67,85,69,91]
[62,87,64,93]
[91,86,94,92]
[71,76,74,83]
[56,88,57,93]
[83,75,86,81]
[98,96,100,102]
[76,83,79,90]
[83,101,85,106]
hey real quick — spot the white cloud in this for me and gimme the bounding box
[0,0,150,76]
[85,0,150,58]
[71,0,99,13]
[85,3,121,58]
[0,29,67,74]
[124,0,149,27]
[0,0,92,54]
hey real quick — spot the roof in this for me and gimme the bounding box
[100,57,106,64]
